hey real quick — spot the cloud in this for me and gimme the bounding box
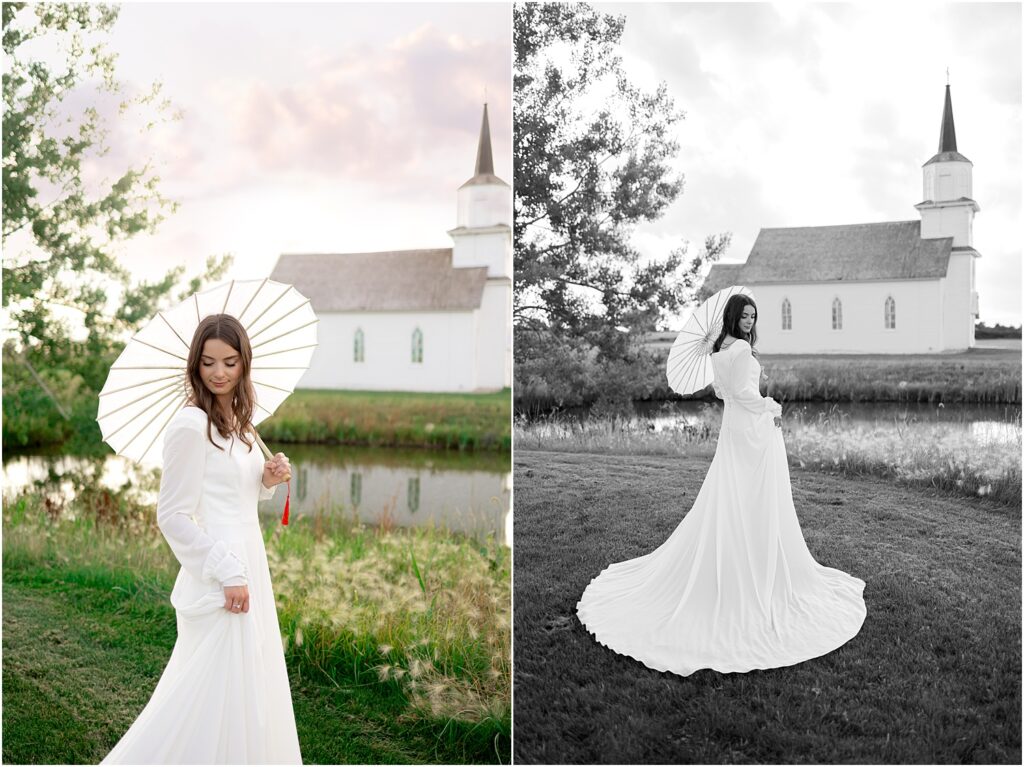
[210,23,511,198]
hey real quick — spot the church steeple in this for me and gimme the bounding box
[924,83,970,166]
[916,80,978,247]
[449,101,511,278]
[474,103,495,176]
[938,83,958,153]
[461,103,507,188]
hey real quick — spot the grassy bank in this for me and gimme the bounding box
[258,389,511,451]
[513,449,1021,764]
[2,488,510,765]
[515,405,1022,507]
[646,347,1022,405]
[515,349,1021,413]
[3,388,511,453]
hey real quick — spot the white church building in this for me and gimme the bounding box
[702,84,980,354]
[271,105,511,391]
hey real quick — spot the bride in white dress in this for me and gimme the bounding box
[577,295,866,676]
[102,314,302,764]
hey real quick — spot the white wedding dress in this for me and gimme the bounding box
[102,406,302,764]
[577,339,866,676]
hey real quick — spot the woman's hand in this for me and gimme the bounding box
[224,584,249,613]
[262,452,291,488]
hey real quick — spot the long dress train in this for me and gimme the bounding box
[102,406,302,764]
[576,339,866,676]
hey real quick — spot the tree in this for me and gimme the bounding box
[2,3,229,448]
[513,3,729,410]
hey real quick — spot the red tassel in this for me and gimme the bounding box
[282,480,290,526]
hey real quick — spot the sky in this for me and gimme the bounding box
[599,2,1022,327]
[48,2,512,289]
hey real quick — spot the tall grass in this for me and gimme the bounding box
[2,483,510,760]
[269,518,509,725]
[514,404,1022,507]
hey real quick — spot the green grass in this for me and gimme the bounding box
[258,389,511,451]
[515,405,1022,507]
[512,449,1021,764]
[2,490,510,765]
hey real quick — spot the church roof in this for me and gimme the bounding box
[460,103,509,189]
[701,220,952,295]
[924,84,971,166]
[270,250,488,312]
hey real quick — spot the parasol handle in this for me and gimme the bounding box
[252,428,292,482]
[252,427,292,526]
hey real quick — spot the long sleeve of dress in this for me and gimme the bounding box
[157,417,248,588]
[259,482,277,501]
[729,341,782,418]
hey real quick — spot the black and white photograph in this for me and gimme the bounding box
[513,2,1021,763]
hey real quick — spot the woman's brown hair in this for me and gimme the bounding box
[712,294,759,356]
[185,313,256,451]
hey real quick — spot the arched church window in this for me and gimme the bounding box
[781,298,792,331]
[832,298,843,331]
[354,328,365,362]
[411,327,423,363]
[884,296,896,330]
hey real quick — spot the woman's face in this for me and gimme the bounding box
[739,304,757,335]
[199,338,242,399]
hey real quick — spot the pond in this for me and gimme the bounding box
[2,443,512,544]
[556,401,1022,447]
[644,401,1021,446]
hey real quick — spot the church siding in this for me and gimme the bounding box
[750,280,944,354]
[299,311,477,391]
[941,251,976,351]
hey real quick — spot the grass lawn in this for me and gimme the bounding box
[1,574,495,765]
[2,491,510,765]
[512,449,1021,764]
[259,389,511,450]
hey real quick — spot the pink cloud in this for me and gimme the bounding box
[217,23,511,193]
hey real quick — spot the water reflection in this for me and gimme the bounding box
[624,401,1022,445]
[2,444,511,544]
[263,444,510,542]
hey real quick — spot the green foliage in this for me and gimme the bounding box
[2,3,230,448]
[513,2,730,403]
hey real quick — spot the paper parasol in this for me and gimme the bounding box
[666,285,753,395]
[97,278,318,467]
